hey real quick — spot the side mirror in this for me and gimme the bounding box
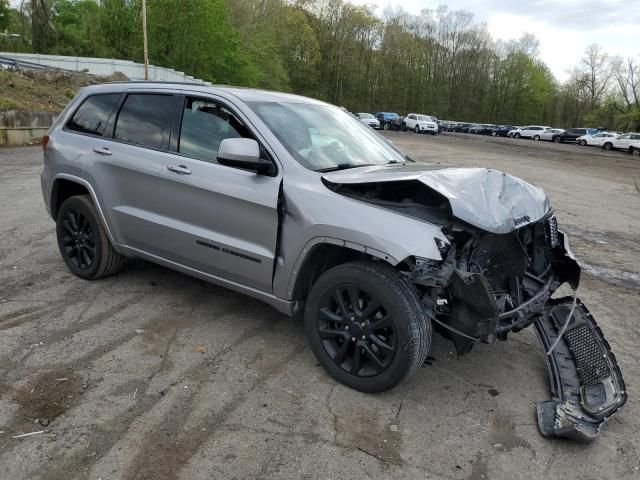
[217,138,272,174]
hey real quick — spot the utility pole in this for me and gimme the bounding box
[142,0,149,80]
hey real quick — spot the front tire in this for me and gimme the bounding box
[56,195,123,280]
[514,133,521,139]
[603,142,613,150]
[415,125,420,134]
[579,140,587,146]
[533,135,540,141]
[305,261,431,393]
[554,136,562,143]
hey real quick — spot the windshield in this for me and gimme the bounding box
[358,113,374,119]
[248,102,408,171]
[416,115,430,122]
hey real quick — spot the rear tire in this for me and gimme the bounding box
[415,125,420,134]
[579,140,587,146]
[632,146,640,156]
[56,195,123,280]
[603,142,613,150]
[304,261,430,393]
[533,135,540,141]
[554,136,562,143]
[514,133,521,139]
[491,131,497,137]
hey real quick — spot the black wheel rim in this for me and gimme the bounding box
[61,210,96,270]
[316,285,397,377]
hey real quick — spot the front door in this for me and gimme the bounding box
[156,96,281,292]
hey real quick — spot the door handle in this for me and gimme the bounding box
[167,165,191,175]
[93,146,112,156]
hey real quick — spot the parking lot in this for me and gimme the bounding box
[1,132,639,479]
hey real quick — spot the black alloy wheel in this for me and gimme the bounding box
[305,261,430,393]
[316,284,397,378]
[60,209,95,271]
[56,195,123,279]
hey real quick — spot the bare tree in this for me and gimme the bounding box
[578,44,614,110]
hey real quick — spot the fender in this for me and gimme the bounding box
[284,236,399,299]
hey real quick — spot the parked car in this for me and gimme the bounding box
[441,121,457,132]
[602,132,640,152]
[511,126,551,139]
[455,123,473,133]
[552,128,599,143]
[538,128,565,141]
[355,113,380,129]
[374,112,400,130]
[469,124,494,134]
[576,132,617,147]
[41,81,626,440]
[490,125,516,137]
[404,113,438,134]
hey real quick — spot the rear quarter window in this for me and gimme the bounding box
[66,94,120,136]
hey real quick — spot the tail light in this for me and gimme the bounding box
[42,135,50,152]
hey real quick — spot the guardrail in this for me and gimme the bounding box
[0,52,209,84]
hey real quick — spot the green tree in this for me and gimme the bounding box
[148,0,260,85]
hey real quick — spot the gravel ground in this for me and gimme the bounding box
[0,134,639,480]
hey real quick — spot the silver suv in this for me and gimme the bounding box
[41,82,625,441]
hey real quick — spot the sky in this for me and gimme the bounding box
[349,0,640,82]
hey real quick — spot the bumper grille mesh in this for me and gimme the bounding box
[563,322,609,386]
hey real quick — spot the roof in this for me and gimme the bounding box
[84,81,328,106]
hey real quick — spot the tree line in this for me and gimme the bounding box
[1,0,638,131]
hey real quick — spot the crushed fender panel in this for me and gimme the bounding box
[533,297,627,441]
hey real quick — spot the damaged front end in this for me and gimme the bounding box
[323,166,627,441]
[407,216,627,441]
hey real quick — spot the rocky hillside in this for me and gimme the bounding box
[0,68,127,113]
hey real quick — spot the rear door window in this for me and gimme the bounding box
[114,94,177,149]
[67,94,120,136]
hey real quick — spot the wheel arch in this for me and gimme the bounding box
[51,174,116,243]
[288,239,398,302]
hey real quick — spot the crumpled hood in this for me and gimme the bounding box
[323,164,551,233]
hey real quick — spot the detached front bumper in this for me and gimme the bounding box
[534,298,627,441]
[411,227,627,441]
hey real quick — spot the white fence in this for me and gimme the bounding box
[0,52,209,84]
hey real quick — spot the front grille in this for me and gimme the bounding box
[546,215,559,248]
[469,233,526,293]
[563,322,609,386]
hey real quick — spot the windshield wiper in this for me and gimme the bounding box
[315,163,376,173]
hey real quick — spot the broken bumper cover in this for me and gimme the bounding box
[534,298,627,441]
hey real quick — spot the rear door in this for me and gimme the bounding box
[83,91,182,257]
[155,95,281,292]
[613,134,632,149]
